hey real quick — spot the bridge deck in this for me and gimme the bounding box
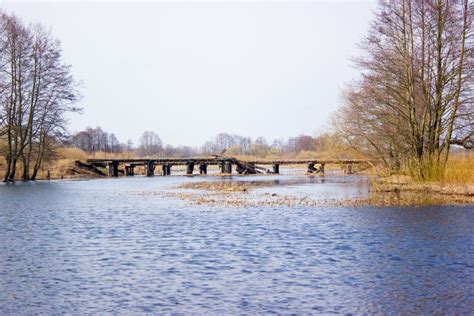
[86,157,366,165]
[85,157,368,177]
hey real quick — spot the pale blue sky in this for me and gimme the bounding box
[1,0,376,146]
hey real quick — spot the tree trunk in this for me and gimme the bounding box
[22,154,30,181]
[7,157,18,182]
[3,155,12,182]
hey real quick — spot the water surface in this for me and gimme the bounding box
[0,175,472,314]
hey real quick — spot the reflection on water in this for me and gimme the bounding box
[0,176,473,314]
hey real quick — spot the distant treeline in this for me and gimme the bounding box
[0,12,80,182]
[69,128,343,158]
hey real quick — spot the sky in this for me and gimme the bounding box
[1,0,376,147]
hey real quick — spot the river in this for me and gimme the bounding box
[0,175,472,314]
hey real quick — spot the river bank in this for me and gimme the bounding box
[1,150,472,207]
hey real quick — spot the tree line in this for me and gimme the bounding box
[70,128,338,158]
[200,132,324,157]
[0,12,80,182]
[72,127,126,154]
[334,0,473,179]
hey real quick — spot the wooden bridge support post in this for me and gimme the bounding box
[249,162,257,174]
[272,163,280,174]
[236,164,244,174]
[162,164,172,176]
[186,161,195,175]
[219,162,226,174]
[108,161,119,177]
[162,164,167,176]
[224,162,233,174]
[199,163,208,175]
[307,162,317,173]
[125,164,135,176]
[145,161,155,177]
[345,163,353,175]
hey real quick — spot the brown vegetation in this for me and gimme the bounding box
[0,12,80,182]
[130,175,473,208]
[334,0,473,181]
[0,147,93,180]
[374,152,474,197]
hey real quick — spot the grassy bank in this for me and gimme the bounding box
[0,148,98,180]
[374,153,474,198]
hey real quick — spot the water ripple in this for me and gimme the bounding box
[0,176,473,314]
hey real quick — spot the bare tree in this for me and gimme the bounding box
[335,0,473,179]
[0,12,80,181]
[108,133,120,153]
[137,131,162,157]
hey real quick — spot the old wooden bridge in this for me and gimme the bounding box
[86,157,367,177]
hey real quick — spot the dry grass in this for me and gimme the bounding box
[179,178,321,192]
[36,147,89,179]
[85,151,138,160]
[54,147,89,160]
[441,153,474,185]
[374,152,474,198]
[0,147,142,180]
[132,178,473,208]
[0,147,99,180]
